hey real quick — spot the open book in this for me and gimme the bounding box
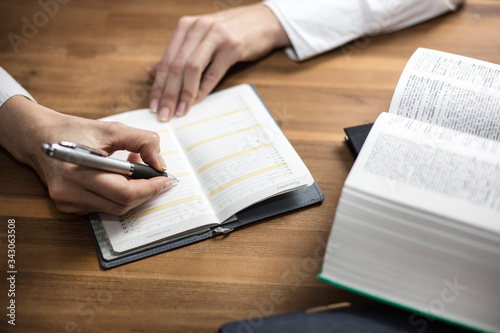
[88,84,322,267]
[319,48,500,332]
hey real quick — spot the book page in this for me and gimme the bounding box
[346,112,500,233]
[97,110,217,253]
[388,48,500,141]
[170,84,314,221]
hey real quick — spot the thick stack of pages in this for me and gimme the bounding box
[319,48,500,332]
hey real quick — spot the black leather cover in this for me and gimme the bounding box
[219,300,471,333]
[87,182,324,269]
[344,123,373,158]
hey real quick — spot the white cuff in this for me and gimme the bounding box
[263,0,463,62]
[263,0,360,62]
[0,67,36,108]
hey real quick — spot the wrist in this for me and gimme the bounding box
[258,3,290,49]
[0,96,66,167]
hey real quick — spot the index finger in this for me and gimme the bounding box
[150,16,199,114]
[100,121,167,172]
[72,169,172,212]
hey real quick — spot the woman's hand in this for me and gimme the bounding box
[0,96,173,215]
[149,3,290,121]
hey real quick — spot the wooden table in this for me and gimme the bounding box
[1,1,499,332]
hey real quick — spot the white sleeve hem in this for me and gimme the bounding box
[263,0,464,62]
[0,67,36,108]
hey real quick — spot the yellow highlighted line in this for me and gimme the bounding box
[120,195,203,223]
[173,172,191,178]
[156,128,170,134]
[209,162,287,197]
[198,142,274,174]
[161,150,179,156]
[186,125,261,152]
[176,107,249,130]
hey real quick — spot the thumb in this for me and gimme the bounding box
[104,122,167,172]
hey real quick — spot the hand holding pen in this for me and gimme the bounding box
[0,87,175,217]
[39,140,179,216]
[42,141,179,183]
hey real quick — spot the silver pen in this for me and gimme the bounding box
[41,141,179,183]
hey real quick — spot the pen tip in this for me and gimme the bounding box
[168,173,179,184]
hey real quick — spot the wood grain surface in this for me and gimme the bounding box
[1,0,499,332]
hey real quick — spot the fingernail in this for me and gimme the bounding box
[150,99,158,113]
[176,101,187,116]
[163,178,173,190]
[158,153,167,170]
[159,107,170,122]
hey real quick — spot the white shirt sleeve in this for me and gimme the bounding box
[0,67,36,107]
[263,0,464,61]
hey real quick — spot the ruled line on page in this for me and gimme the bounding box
[197,142,274,174]
[209,162,288,197]
[175,107,249,131]
[186,125,261,152]
[119,195,203,223]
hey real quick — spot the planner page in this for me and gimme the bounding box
[94,84,313,253]
[98,110,218,253]
[171,84,314,221]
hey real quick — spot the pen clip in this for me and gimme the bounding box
[58,141,108,157]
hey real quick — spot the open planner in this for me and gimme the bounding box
[87,84,324,268]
